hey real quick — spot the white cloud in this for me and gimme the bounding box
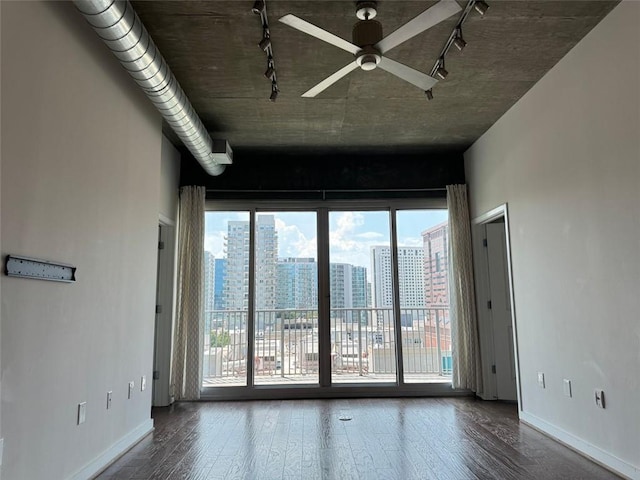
[329,212,363,251]
[399,236,423,247]
[336,211,364,230]
[356,231,384,239]
[275,218,317,259]
[205,231,225,258]
[329,212,389,268]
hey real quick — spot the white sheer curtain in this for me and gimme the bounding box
[447,184,482,391]
[171,186,205,401]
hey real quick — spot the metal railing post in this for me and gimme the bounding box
[357,311,363,376]
[435,309,443,376]
[280,318,285,378]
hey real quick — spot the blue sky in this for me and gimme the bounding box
[205,209,447,268]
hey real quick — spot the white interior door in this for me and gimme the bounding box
[485,222,517,401]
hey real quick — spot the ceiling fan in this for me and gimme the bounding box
[279,0,462,98]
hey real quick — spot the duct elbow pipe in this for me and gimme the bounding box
[74,0,227,176]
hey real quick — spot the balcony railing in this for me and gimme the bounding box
[203,307,451,386]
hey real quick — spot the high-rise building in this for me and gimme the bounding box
[213,258,226,310]
[371,245,426,328]
[422,222,449,306]
[370,246,426,308]
[223,215,278,311]
[397,247,426,308]
[330,263,369,323]
[276,257,317,309]
[204,251,215,313]
[370,247,393,308]
[255,215,278,310]
[329,263,352,309]
[223,220,250,310]
[351,266,368,308]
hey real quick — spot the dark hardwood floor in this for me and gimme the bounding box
[96,397,620,479]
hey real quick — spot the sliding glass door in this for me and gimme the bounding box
[329,210,396,384]
[395,210,451,383]
[202,203,451,393]
[253,212,319,386]
[203,211,250,387]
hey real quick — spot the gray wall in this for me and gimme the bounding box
[160,136,180,223]
[465,2,639,477]
[1,2,164,478]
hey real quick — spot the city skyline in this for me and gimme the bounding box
[205,210,448,269]
[204,212,449,322]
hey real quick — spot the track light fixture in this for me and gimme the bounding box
[254,0,280,100]
[453,28,466,51]
[425,89,434,100]
[264,65,275,79]
[436,58,448,79]
[474,1,489,16]
[426,0,488,101]
[259,35,271,51]
[252,0,265,15]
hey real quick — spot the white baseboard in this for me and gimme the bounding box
[520,411,639,480]
[70,419,154,480]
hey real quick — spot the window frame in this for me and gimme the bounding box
[201,198,460,400]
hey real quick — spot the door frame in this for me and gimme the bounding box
[472,204,522,411]
[152,215,177,407]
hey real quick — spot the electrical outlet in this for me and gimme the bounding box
[77,402,87,425]
[537,372,545,388]
[107,391,113,410]
[595,389,605,408]
[128,381,135,399]
[563,379,572,397]
[141,375,146,392]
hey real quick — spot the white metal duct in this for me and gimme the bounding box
[74,0,230,176]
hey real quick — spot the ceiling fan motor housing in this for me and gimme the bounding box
[353,19,383,47]
[353,19,383,70]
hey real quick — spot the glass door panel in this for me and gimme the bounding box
[329,211,396,384]
[395,210,452,383]
[203,211,250,387]
[254,212,319,385]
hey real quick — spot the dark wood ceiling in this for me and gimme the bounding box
[132,1,618,153]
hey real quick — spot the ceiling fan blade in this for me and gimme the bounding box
[302,61,360,98]
[375,0,462,54]
[378,57,438,91]
[279,14,361,55]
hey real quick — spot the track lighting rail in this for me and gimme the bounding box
[426,0,488,100]
[253,0,280,101]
